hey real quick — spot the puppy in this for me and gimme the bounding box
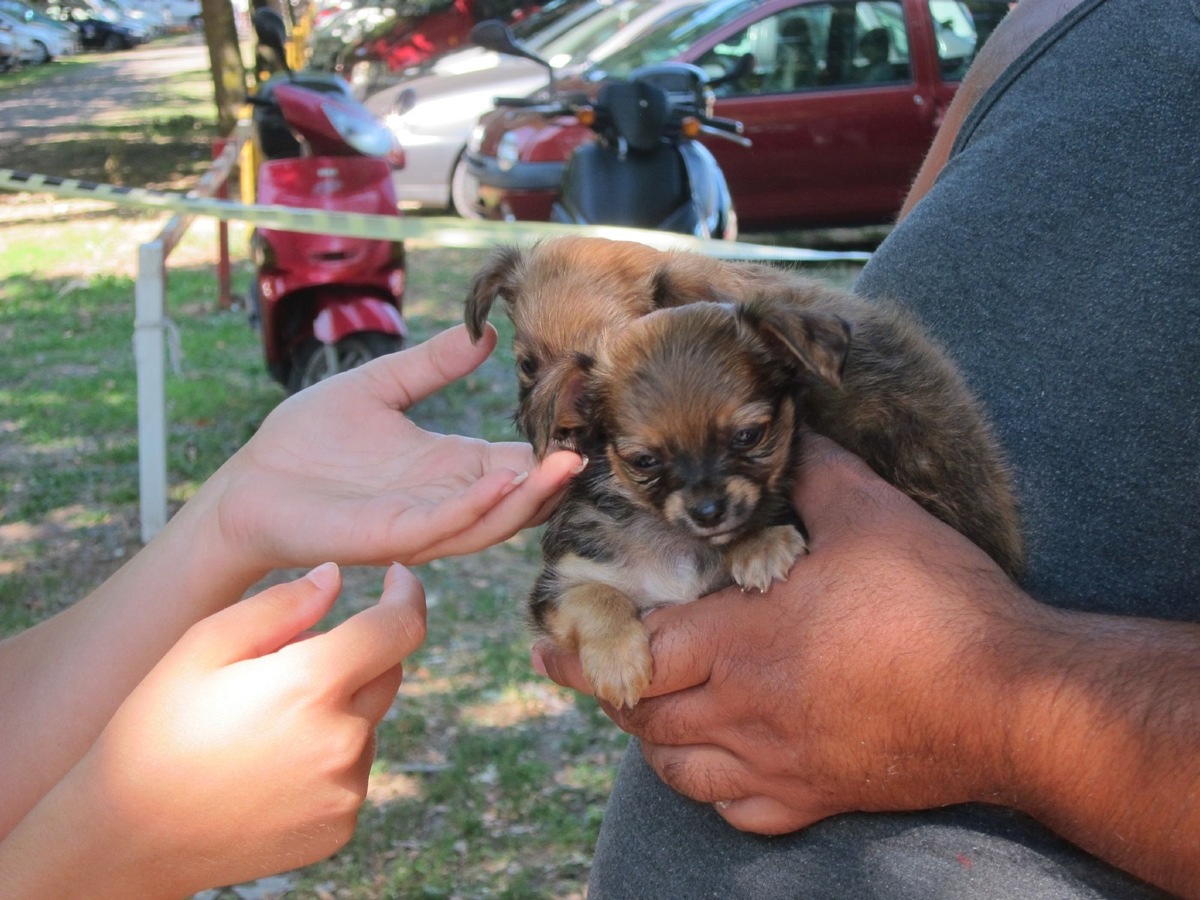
[465,236,799,456]
[464,236,1024,582]
[530,299,849,708]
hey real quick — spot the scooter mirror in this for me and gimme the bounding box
[468,20,521,56]
[252,7,290,76]
[469,19,555,92]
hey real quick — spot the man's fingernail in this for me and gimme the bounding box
[570,456,589,475]
[305,561,339,589]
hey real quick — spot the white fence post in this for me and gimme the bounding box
[134,238,169,542]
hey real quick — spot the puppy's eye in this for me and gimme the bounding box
[517,357,539,379]
[629,453,661,472]
[731,425,766,450]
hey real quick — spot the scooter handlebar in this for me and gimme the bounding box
[699,117,752,148]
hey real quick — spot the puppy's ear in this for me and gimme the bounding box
[651,257,734,311]
[738,297,851,387]
[521,353,595,458]
[464,244,525,342]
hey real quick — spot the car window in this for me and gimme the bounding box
[929,0,1010,80]
[698,1,913,98]
[587,0,754,81]
[511,0,595,41]
[540,0,663,67]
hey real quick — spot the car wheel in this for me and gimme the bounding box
[32,41,50,64]
[102,33,122,51]
[449,151,484,220]
[287,331,403,393]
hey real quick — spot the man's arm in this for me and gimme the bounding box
[535,436,1200,897]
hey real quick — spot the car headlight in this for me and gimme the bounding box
[496,131,521,173]
[466,123,485,154]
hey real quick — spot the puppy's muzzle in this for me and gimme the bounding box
[686,494,727,529]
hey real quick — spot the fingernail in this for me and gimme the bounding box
[500,470,529,498]
[305,561,339,589]
[570,455,589,475]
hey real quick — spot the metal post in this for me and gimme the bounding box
[214,137,233,310]
[134,238,169,542]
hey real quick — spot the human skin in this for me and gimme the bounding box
[0,324,582,894]
[0,563,421,898]
[534,435,1200,897]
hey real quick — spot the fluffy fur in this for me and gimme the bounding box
[529,299,848,707]
[465,236,1025,706]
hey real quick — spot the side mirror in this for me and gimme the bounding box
[469,19,555,93]
[252,7,290,76]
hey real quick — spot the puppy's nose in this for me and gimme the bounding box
[687,496,727,528]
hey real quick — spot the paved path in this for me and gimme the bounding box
[0,35,211,146]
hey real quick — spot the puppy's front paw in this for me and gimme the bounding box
[580,621,653,710]
[728,525,807,593]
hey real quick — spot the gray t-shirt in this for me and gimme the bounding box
[586,0,1198,895]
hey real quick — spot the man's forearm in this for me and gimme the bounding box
[1002,609,1200,897]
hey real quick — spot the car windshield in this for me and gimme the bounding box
[538,0,663,66]
[586,0,760,79]
[511,0,593,42]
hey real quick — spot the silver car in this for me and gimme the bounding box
[0,7,79,62]
[366,0,703,218]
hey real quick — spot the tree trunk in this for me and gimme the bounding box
[200,0,249,136]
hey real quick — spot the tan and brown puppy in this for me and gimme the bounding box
[465,236,795,456]
[464,236,1024,583]
[530,299,850,708]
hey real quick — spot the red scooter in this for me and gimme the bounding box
[248,15,408,393]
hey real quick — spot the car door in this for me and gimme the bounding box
[690,0,939,229]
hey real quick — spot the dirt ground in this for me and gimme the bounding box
[0,35,211,146]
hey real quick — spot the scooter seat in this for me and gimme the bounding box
[557,141,687,229]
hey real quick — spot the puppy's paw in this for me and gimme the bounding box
[728,525,807,593]
[580,622,653,710]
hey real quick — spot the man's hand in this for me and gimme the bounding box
[535,433,1033,831]
[534,435,1200,896]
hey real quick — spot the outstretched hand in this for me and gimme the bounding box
[200,324,583,577]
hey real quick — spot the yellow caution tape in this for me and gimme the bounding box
[0,167,872,264]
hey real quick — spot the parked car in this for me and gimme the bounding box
[105,0,167,35]
[336,0,544,97]
[158,0,201,30]
[0,0,80,56]
[0,18,18,66]
[307,0,392,72]
[365,0,704,216]
[0,8,76,61]
[42,0,147,49]
[467,0,1011,230]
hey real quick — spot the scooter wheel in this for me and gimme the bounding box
[287,331,404,394]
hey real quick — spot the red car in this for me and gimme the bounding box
[341,0,544,96]
[467,0,1011,230]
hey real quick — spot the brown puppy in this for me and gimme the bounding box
[530,299,850,708]
[464,236,1024,582]
[465,236,796,456]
